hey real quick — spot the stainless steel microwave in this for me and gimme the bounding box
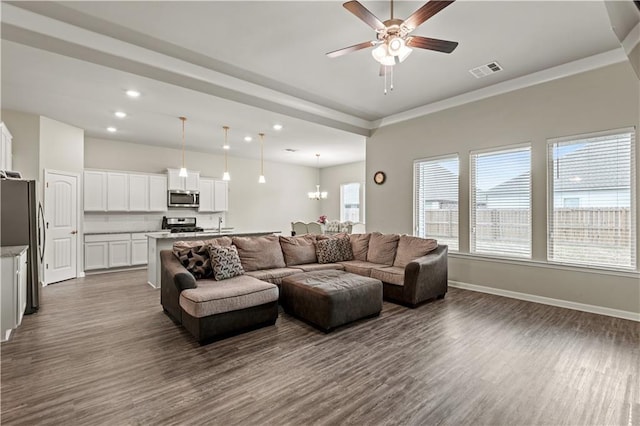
[168,190,199,208]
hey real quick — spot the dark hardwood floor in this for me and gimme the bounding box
[1,270,638,425]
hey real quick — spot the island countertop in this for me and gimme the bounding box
[146,230,281,288]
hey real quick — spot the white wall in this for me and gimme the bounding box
[1,109,40,181]
[366,62,640,314]
[319,161,365,222]
[84,138,320,234]
[39,116,84,174]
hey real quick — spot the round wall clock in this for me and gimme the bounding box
[373,171,386,185]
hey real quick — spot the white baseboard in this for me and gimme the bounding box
[448,280,640,322]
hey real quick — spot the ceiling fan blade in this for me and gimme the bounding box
[403,0,456,31]
[407,36,458,53]
[343,1,386,31]
[326,41,375,58]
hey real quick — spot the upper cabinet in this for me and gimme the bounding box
[199,178,228,212]
[84,170,167,212]
[167,168,200,191]
[107,172,129,211]
[1,122,13,171]
[84,171,108,211]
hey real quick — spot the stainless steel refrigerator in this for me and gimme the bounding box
[1,179,41,314]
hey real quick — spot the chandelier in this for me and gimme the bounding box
[308,154,327,200]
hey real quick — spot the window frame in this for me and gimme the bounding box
[413,153,460,251]
[469,142,532,259]
[546,127,637,271]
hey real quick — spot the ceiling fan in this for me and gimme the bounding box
[327,0,459,69]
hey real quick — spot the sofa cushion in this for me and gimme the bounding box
[279,235,317,266]
[350,233,371,261]
[367,232,400,265]
[208,245,244,281]
[338,260,380,277]
[173,244,212,279]
[173,236,232,250]
[393,235,438,268]
[292,263,345,272]
[245,267,302,285]
[370,266,405,286]
[179,275,278,318]
[232,235,286,272]
[316,237,354,263]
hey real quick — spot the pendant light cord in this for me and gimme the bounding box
[223,126,229,172]
[179,116,187,169]
[259,133,265,175]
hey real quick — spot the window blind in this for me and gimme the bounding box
[340,183,360,222]
[414,155,459,250]
[547,129,636,270]
[470,145,531,258]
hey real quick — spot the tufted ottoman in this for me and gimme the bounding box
[281,270,383,332]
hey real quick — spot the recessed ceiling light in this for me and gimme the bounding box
[107,127,117,132]
[273,124,283,131]
[126,90,140,98]
[114,111,127,118]
[244,136,252,142]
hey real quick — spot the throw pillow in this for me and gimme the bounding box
[279,235,317,266]
[367,232,400,266]
[173,244,212,279]
[393,235,438,268]
[316,236,354,264]
[208,245,244,281]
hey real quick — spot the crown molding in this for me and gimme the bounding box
[622,21,640,55]
[374,48,629,129]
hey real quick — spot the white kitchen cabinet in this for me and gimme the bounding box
[109,240,131,268]
[199,178,228,212]
[1,122,13,171]
[84,241,109,270]
[167,168,200,191]
[149,175,167,212]
[131,233,148,265]
[214,180,228,212]
[1,246,27,342]
[128,174,149,211]
[84,171,108,211]
[107,172,129,211]
[198,178,215,212]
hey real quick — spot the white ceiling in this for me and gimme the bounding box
[0,1,627,167]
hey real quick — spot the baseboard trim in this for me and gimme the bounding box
[448,280,640,322]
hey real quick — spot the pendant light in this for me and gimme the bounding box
[308,153,327,200]
[222,126,230,181]
[178,116,188,178]
[258,132,266,184]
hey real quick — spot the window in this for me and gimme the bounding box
[340,183,360,222]
[414,155,459,250]
[470,145,531,258]
[548,128,636,270]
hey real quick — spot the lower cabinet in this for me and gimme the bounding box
[1,247,27,342]
[85,233,146,271]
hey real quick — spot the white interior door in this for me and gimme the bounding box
[44,170,78,285]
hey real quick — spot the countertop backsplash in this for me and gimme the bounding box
[84,211,226,234]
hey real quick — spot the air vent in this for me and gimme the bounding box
[469,61,503,78]
[285,148,297,152]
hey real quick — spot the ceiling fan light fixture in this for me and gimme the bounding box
[372,43,396,66]
[397,44,413,63]
[388,36,404,55]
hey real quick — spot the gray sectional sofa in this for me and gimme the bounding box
[161,232,448,343]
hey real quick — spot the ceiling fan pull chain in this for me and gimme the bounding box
[390,66,394,91]
[384,66,388,95]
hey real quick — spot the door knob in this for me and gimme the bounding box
[70,230,77,235]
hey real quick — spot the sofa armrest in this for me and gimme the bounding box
[403,245,448,305]
[160,250,197,323]
[161,250,197,291]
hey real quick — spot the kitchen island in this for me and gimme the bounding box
[146,230,280,288]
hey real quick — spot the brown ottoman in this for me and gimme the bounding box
[281,270,383,332]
